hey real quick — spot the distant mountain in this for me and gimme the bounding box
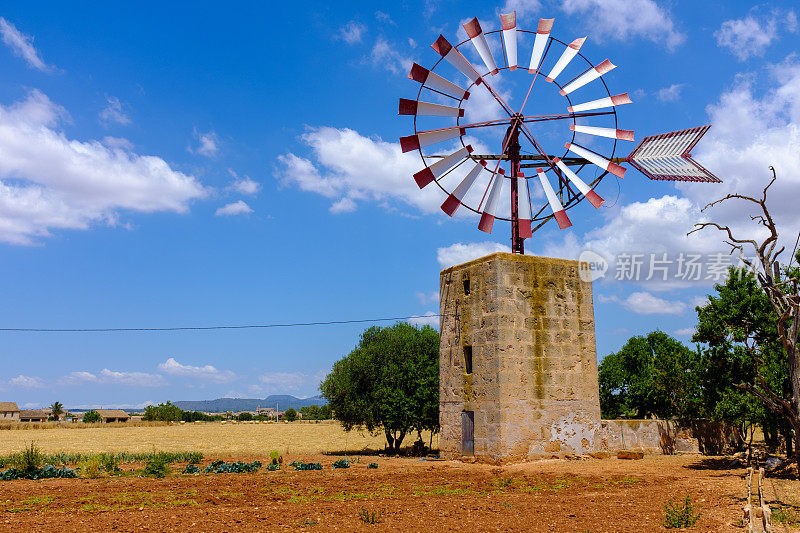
[174,395,326,413]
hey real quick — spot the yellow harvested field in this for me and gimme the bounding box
[0,421,437,456]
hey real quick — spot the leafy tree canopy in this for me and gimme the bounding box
[82,410,101,423]
[320,322,439,451]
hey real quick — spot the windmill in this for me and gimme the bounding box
[399,12,720,254]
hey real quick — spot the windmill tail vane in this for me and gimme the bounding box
[398,8,720,253]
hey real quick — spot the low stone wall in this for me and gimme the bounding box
[597,420,699,454]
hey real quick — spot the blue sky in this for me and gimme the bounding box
[1,1,799,409]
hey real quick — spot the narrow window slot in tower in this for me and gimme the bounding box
[464,345,473,374]
[463,276,471,295]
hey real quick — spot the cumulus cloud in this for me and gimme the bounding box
[215,200,253,216]
[338,21,366,44]
[276,126,444,214]
[8,375,44,388]
[657,83,685,103]
[0,89,207,245]
[226,170,260,196]
[436,241,511,268]
[157,357,236,383]
[60,369,166,387]
[415,290,439,305]
[368,37,412,75]
[189,129,219,157]
[715,10,797,61]
[560,0,686,51]
[99,96,131,126]
[674,327,696,337]
[256,370,327,394]
[621,291,687,315]
[0,17,52,72]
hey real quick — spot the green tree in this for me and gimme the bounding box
[693,266,793,453]
[283,408,298,422]
[320,323,439,452]
[49,401,64,421]
[599,331,701,420]
[142,401,182,422]
[82,410,102,423]
[237,412,253,421]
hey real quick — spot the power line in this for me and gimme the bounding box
[0,315,441,333]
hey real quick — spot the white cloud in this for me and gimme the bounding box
[226,170,260,195]
[674,327,696,337]
[560,0,686,51]
[0,17,52,72]
[215,200,253,216]
[329,197,356,214]
[189,129,219,157]
[656,83,685,103]
[99,96,131,126]
[415,290,439,305]
[0,89,207,245]
[715,10,797,61]
[256,370,327,394]
[368,37,412,75]
[103,136,133,150]
[157,357,236,383]
[409,311,439,328]
[375,11,395,25]
[499,0,542,20]
[436,241,511,268]
[59,369,166,387]
[276,126,444,214]
[339,21,366,45]
[622,291,686,315]
[8,374,44,388]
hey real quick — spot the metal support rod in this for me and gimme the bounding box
[505,121,524,254]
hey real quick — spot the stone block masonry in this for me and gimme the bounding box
[439,252,602,461]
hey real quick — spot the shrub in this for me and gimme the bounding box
[332,459,350,469]
[283,408,298,422]
[182,464,200,474]
[143,453,172,478]
[663,496,700,528]
[292,461,322,471]
[79,456,104,478]
[202,460,262,473]
[237,412,253,421]
[82,410,102,423]
[358,507,384,524]
[12,443,45,474]
[185,451,203,464]
[266,463,280,471]
[269,450,281,466]
[99,453,121,474]
[367,462,378,469]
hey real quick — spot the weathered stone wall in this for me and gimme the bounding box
[439,252,601,461]
[597,420,699,454]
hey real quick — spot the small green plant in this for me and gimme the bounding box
[12,443,45,474]
[332,459,350,469]
[772,506,800,526]
[182,464,200,474]
[79,456,104,478]
[185,451,203,465]
[269,450,281,466]
[663,495,700,528]
[367,462,378,469]
[143,453,172,478]
[358,507,384,524]
[99,453,121,474]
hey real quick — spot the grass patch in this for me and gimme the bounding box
[772,505,800,526]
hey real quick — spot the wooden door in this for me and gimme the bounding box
[462,411,474,455]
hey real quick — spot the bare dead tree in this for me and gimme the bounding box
[688,167,800,474]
